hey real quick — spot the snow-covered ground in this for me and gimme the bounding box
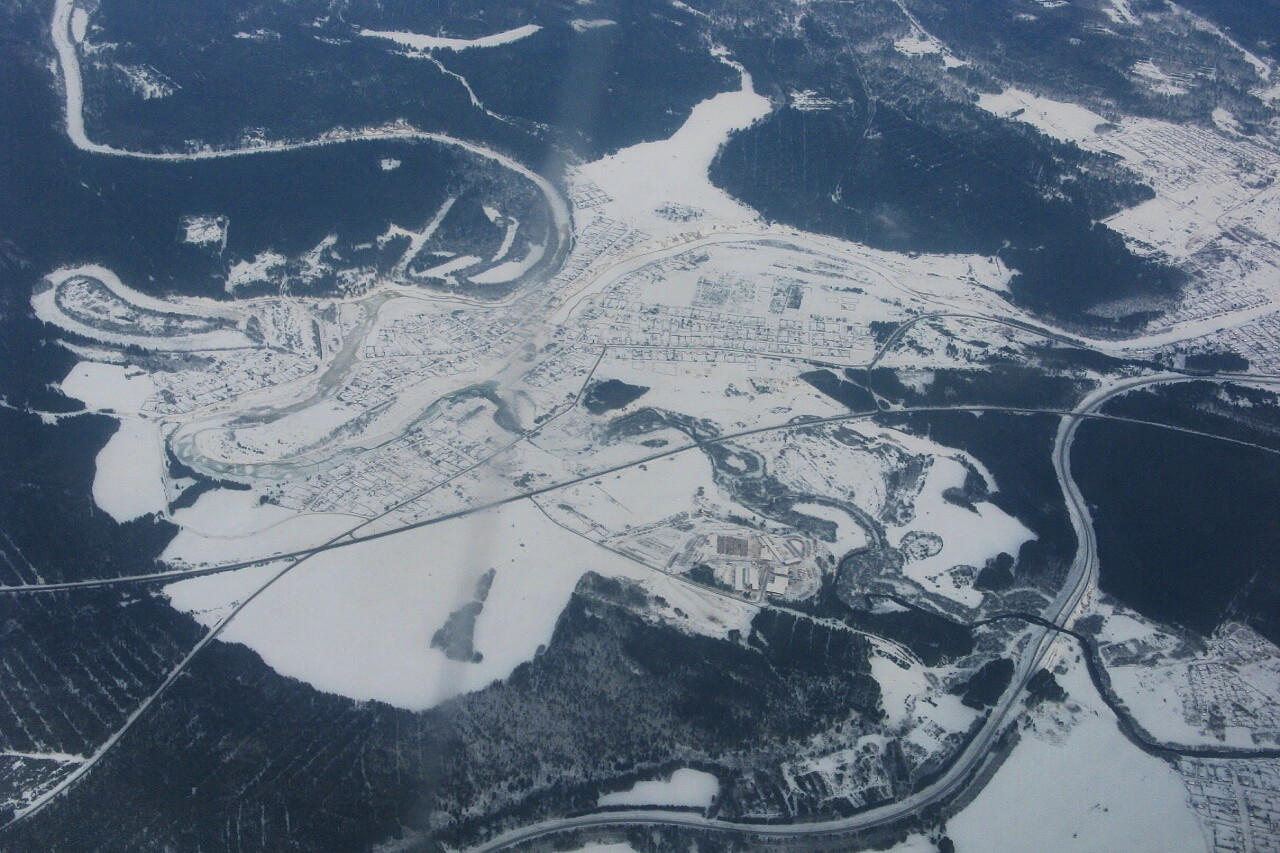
[1257,80,1280,104]
[1212,107,1243,135]
[69,7,87,43]
[359,24,541,52]
[169,488,300,538]
[597,768,719,809]
[570,20,616,33]
[1132,59,1189,96]
[182,399,364,467]
[41,264,241,321]
[1184,11,1271,82]
[976,88,1109,144]
[34,265,251,352]
[1108,666,1214,745]
[874,652,977,736]
[60,362,167,523]
[414,254,482,280]
[35,8,1278,842]
[948,653,1206,852]
[162,505,355,568]
[883,439,1035,611]
[468,242,545,285]
[974,79,1280,344]
[225,250,287,293]
[1101,617,1280,750]
[547,444,722,534]
[165,500,650,710]
[574,49,770,237]
[792,502,871,555]
[1103,0,1139,26]
[893,31,965,68]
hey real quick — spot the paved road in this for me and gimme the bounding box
[13,22,1280,830]
[463,372,1280,852]
[6,359,1275,837]
[5,401,1275,596]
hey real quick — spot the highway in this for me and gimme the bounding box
[8,4,1279,838]
[6,354,1275,837]
[462,371,1280,852]
[2,401,1275,596]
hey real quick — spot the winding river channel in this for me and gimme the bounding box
[6,3,1278,846]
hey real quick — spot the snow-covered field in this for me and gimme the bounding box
[873,653,977,735]
[69,6,87,42]
[574,50,770,237]
[162,497,356,568]
[597,768,719,809]
[893,32,965,68]
[468,241,544,285]
[975,80,1280,342]
[949,653,1206,852]
[1103,0,1139,26]
[882,430,1035,610]
[1132,60,1189,96]
[166,500,651,710]
[360,24,541,52]
[550,447,721,534]
[60,362,167,523]
[976,88,1108,144]
[1102,618,1280,750]
[34,7,1280,844]
[570,19,616,33]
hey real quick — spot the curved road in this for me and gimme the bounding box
[11,3,1279,842]
[462,372,1280,852]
